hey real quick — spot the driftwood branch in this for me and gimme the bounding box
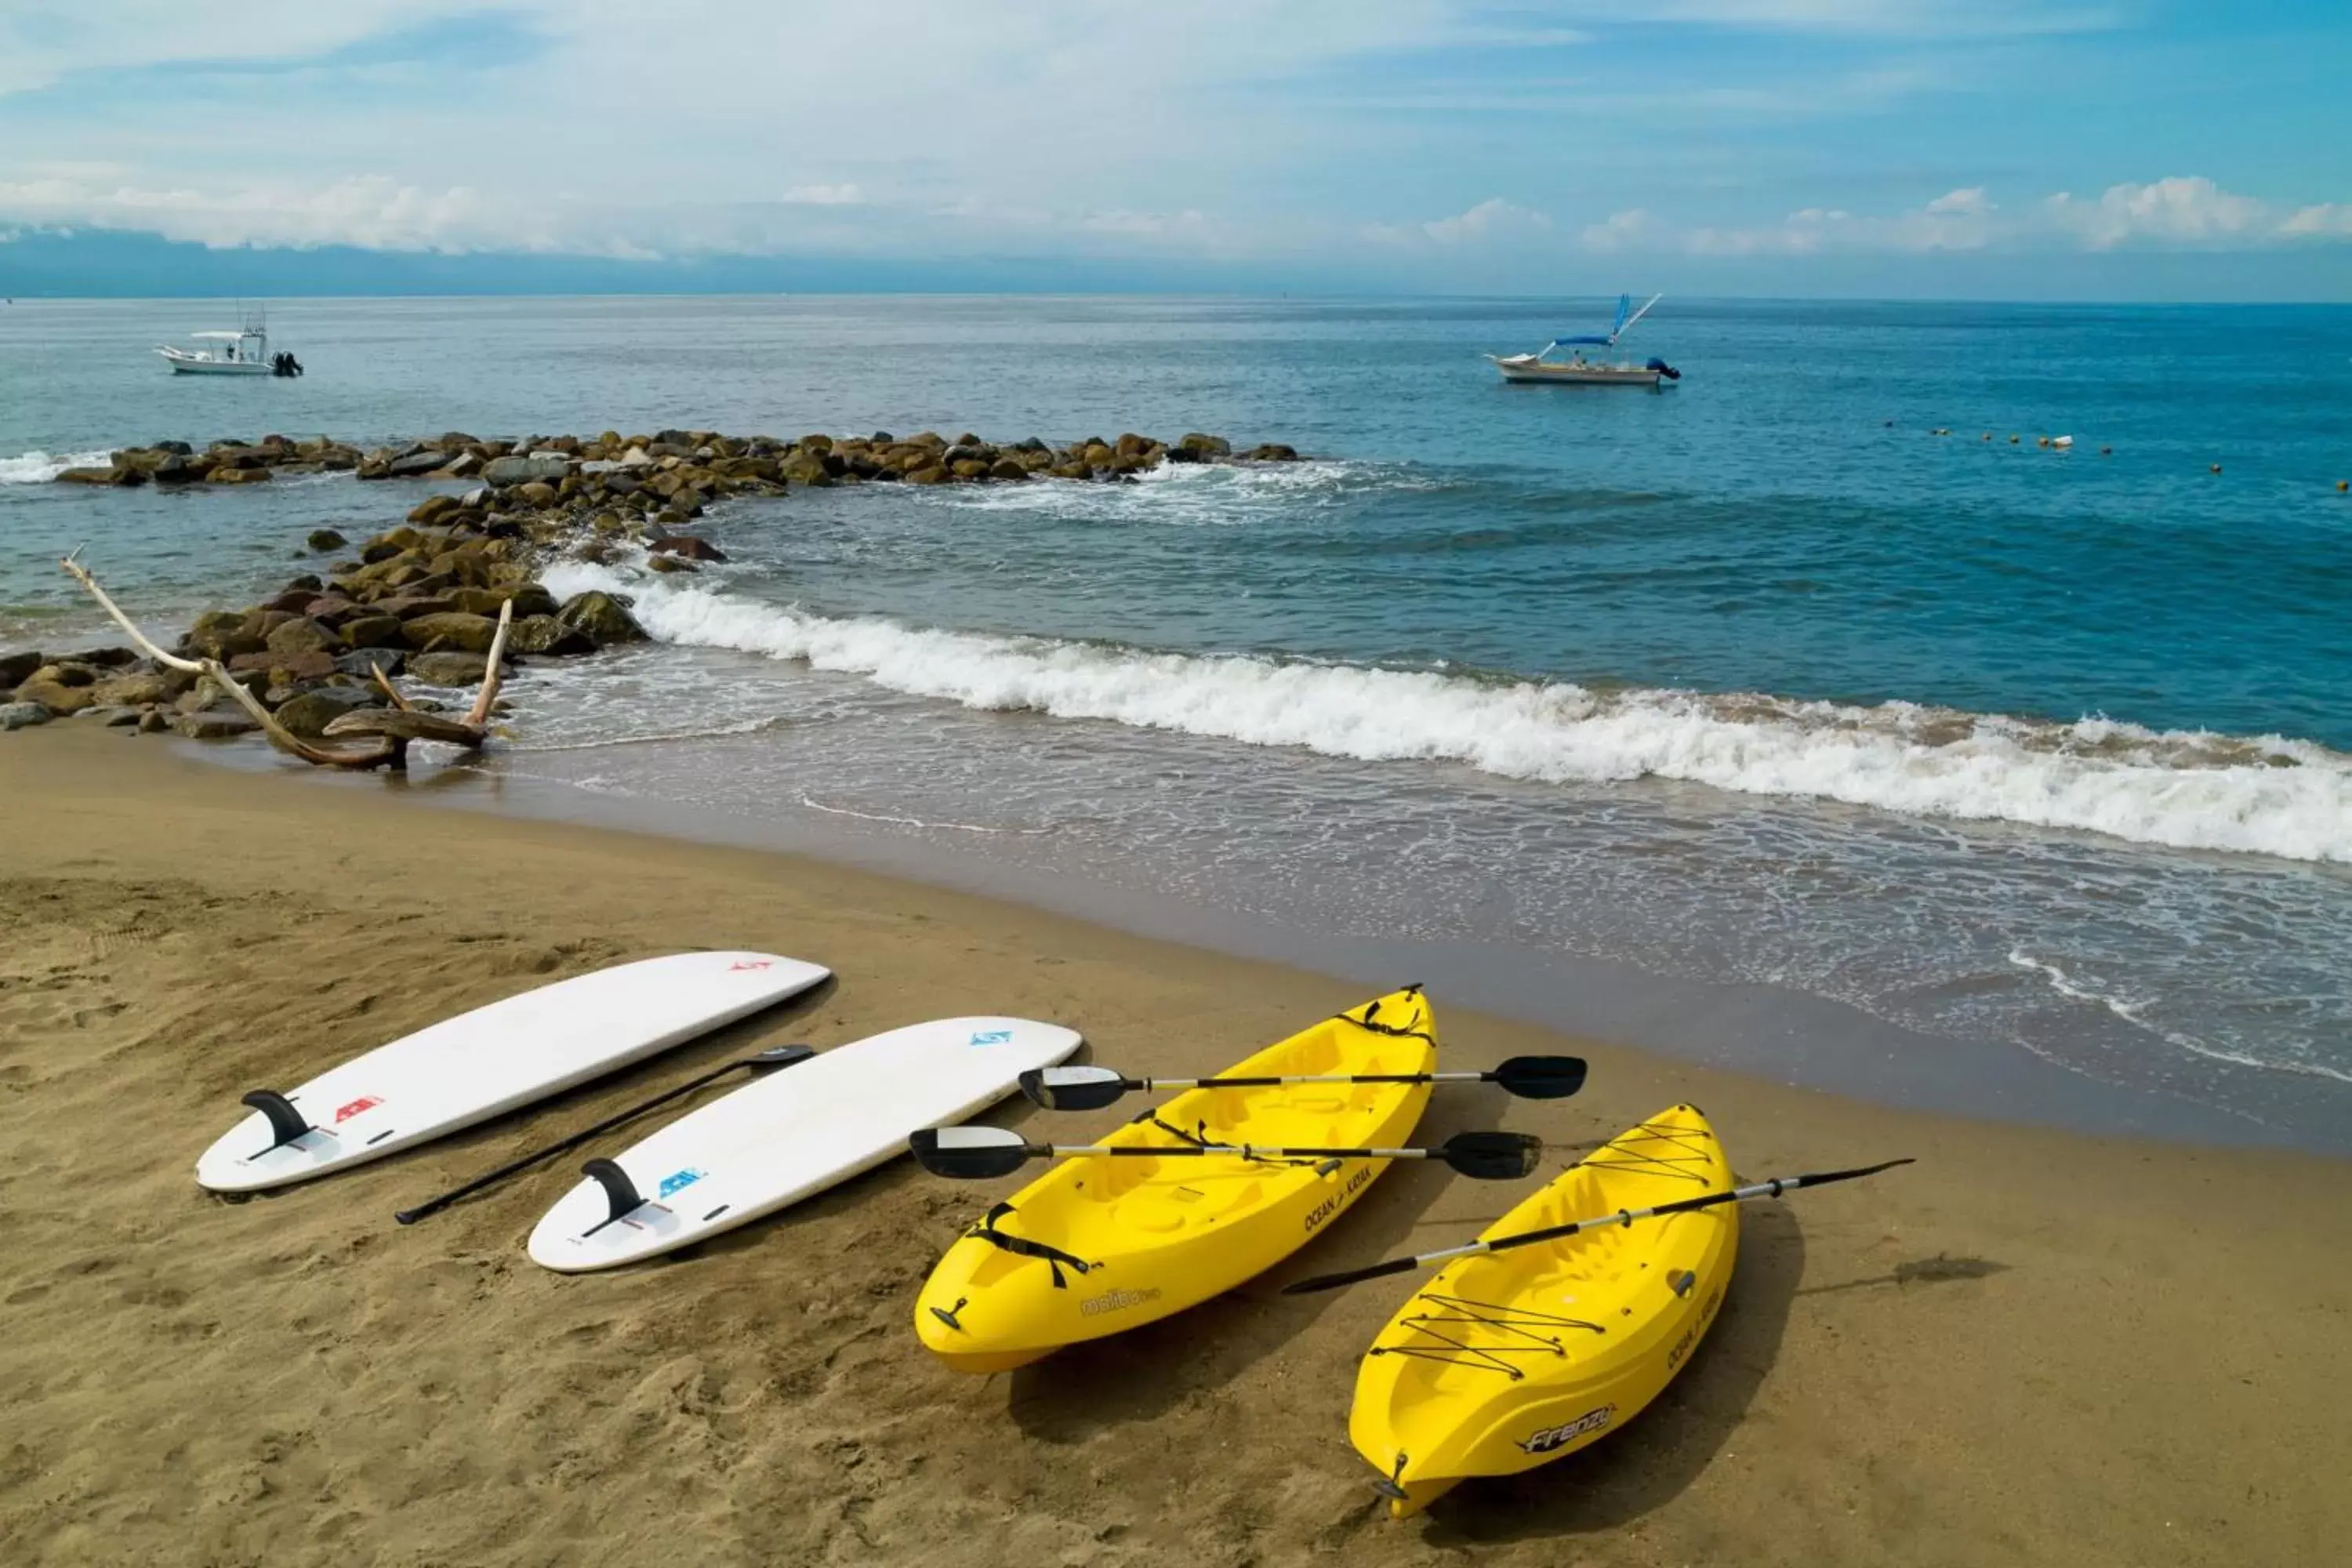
[371,660,415,712]
[58,551,509,772]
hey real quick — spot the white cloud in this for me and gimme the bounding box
[2281,203,2352,238]
[1584,178,2348,257]
[2040,176,2267,249]
[1421,198,1552,245]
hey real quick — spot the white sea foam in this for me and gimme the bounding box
[2010,949,2352,1084]
[538,561,2352,865]
[0,448,113,484]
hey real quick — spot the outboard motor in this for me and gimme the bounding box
[1646,357,1682,381]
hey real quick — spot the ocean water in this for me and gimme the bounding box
[5,295,2350,1148]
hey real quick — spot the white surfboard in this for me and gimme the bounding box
[525,1015,1080,1272]
[195,951,831,1193]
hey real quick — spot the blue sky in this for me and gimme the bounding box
[1,2,2347,296]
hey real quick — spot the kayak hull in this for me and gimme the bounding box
[916,989,1437,1370]
[1348,1103,1736,1519]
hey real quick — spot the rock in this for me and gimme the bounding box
[906,466,952,485]
[515,481,560,509]
[227,648,337,683]
[333,648,405,679]
[56,467,130,485]
[401,612,502,653]
[0,702,52,731]
[1177,433,1232,459]
[183,611,267,661]
[89,671,172,707]
[1243,443,1300,462]
[307,528,348,552]
[989,458,1029,481]
[619,447,655,468]
[92,706,144,728]
[648,555,698,575]
[648,535,728,562]
[408,494,459,526]
[554,590,648,647]
[484,454,571,486]
[506,615,597,656]
[373,594,457,621]
[152,454,207,483]
[405,651,503,686]
[13,669,98,715]
[339,615,407,650]
[137,707,171,733]
[438,451,483,478]
[273,688,383,739]
[265,617,343,657]
[206,466,274,485]
[387,448,448,478]
[174,709,260,740]
[0,650,42,690]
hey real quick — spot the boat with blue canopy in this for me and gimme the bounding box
[1487,293,1679,387]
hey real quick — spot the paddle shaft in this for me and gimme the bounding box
[1124,1070,1510,1091]
[392,1048,807,1225]
[1284,1159,1913,1293]
[1044,1141,1453,1161]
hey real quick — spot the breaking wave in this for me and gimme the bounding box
[0,448,113,484]
[539,561,2352,865]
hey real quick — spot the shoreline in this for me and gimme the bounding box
[3,724,2347,1565]
[218,730,2339,1158]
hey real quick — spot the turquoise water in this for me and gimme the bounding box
[5,296,2350,1145]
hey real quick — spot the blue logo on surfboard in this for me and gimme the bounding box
[658,1167,706,1199]
[968,1029,1013,1047]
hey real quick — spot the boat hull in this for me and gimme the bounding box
[1490,359,1661,387]
[914,989,1438,1370]
[1348,1103,1737,1519]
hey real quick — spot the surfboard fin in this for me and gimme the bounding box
[580,1157,646,1234]
[240,1089,318,1156]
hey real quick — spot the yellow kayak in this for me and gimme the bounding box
[1348,1103,1736,1518]
[915,987,1437,1373]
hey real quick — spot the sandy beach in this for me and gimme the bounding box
[2,725,2346,1567]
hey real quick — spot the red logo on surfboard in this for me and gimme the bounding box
[333,1095,383,1123]
[729,960,773,971]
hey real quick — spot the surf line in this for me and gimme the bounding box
[797,793,1057,837]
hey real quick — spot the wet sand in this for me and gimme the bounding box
[2,727,2346,1566]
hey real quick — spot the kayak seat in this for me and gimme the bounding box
[1115,1178,1265,1234]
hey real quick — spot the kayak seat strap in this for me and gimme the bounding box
[966,1201,1094,1289]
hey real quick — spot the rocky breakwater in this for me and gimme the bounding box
[17,425,1299,757]
[53,435,366,487]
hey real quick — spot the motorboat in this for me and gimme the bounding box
[1488,293,1678,387]
[156,308,303,377]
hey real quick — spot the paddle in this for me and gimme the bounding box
[908,1125,1542,1181]
[1018,1054,1589,1112]
[1280,1157,1915,1294]
[392,1044,816,1225]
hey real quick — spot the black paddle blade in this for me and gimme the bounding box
[1019,1065,1129,1112]
[1493,1054,1588,1099]
[1283,1253,1421,1295]
[1440,1131,1544,1180]
[752,1044,818,1067]
[909,1126,1033,1179]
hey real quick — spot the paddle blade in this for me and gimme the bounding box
[1021,1064,1130,1112]
[1440,1131,1544,1181]
[751,1044,817,1068]
[1493,1054,1588,1099]
[908,1126,1033,1179]
[1283,1254,1422,1295]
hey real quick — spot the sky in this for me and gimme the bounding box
[1,2,2348,298]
